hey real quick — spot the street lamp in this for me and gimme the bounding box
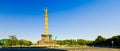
[111,41,114,48]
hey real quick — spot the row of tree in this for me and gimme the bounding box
[0,35,32,46]
[1,35,119,48]
[56,35,120,47]
[94,35,120,47]
[56,39,93,45]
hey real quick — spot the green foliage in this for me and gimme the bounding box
[94,35,106,46]
[56,39,92,46]
[8,35,18,46]
[87,41,94,46]
[94,35,120,47]
[111,35,120,46]
[0,35,33,46]
[0,39,11,46]
[56,35,120,47]
[0,34,120,48]
[9,35,17,40]
[77,39,87,45]
[18,39,33,46]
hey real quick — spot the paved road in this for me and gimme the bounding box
[0,48,66,51]
[0,47,119,51]
[59,47,120,51]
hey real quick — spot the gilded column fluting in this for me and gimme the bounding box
[44,8,49,34]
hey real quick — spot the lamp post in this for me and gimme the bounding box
[111,41,114,48]
[76,38,78,47]
[76,32,78,47]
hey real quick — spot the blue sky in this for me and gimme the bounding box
[0,0,120,43]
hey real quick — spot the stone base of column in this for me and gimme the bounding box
[37,34,56,46]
